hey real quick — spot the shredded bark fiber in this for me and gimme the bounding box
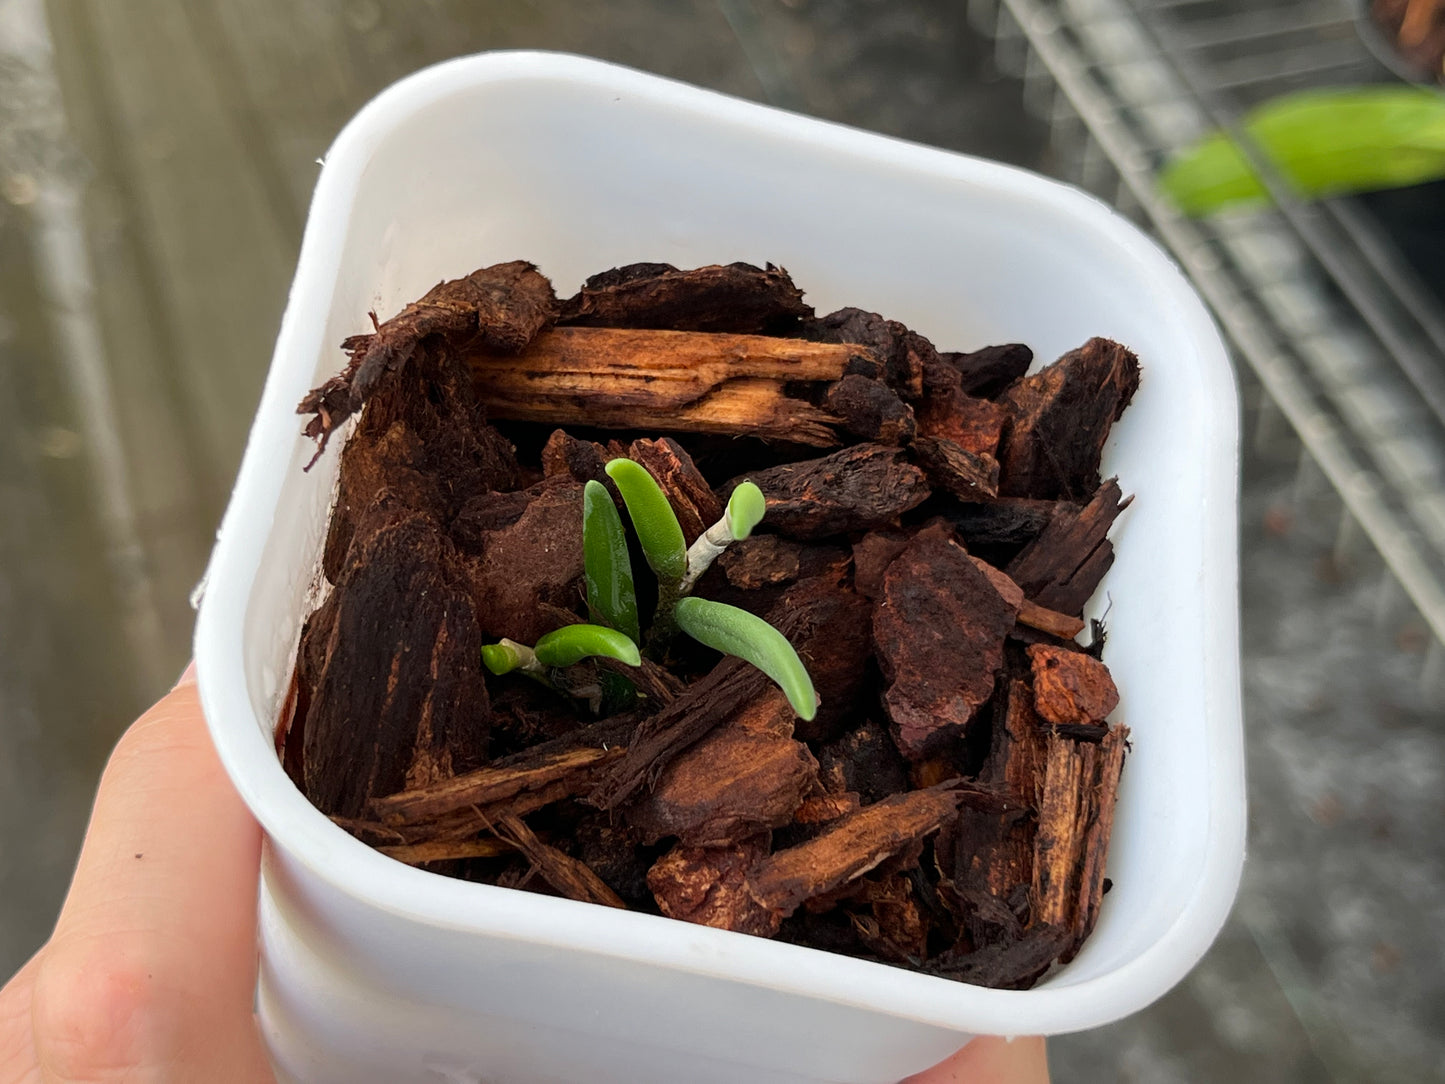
[290,260,1141,991]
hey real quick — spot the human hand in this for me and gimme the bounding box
[904,1035,1050,1083]
[0,665,275,1082]
[0,667,1047,1084]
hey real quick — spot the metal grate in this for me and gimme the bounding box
[970,0,1445,657]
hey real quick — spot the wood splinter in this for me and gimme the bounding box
[491,814,628,909]
[471,327,863,446]
[374,743,625,826]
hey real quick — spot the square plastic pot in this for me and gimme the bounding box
[193,51,1245,1084]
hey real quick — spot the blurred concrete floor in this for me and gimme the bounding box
[0,0,1440,1080]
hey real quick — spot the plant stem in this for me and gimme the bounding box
[503,638,545,675]
[680,514,735,594]
[646,581,683,655]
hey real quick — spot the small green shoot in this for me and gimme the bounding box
[582,480,640,643]
[605,458,687,586]
[482,624,641,678]
[726,481,766,541]
[674,596,817,721]
[679,479,767,592]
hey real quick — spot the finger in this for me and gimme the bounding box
[30,676,274,1082]
[902,1035,1050,1084]
[0,950,43,1083]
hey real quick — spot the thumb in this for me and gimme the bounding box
[29,668,274,1082]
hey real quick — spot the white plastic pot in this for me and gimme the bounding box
[194,52,1245,1084]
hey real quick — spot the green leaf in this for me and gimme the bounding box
[674,596,817,721]
[726,481,766,541]
[605,458,687,586]
[1160,87,1445,216]
[533,624,642,669]
[582,480,641,643]
[481,642,524,675]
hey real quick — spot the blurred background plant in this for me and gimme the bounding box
[1161,85,1445,214]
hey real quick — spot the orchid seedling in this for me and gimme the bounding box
[481,624,642,677]
[600,458,815,719]
[482,458,817,721]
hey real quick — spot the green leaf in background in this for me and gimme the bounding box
[673,596,817,720]
[604,458,687,587]
[533,624,642,669]
[1160,86,1445,216]
[726,481,767,541]
[582,480,640,643]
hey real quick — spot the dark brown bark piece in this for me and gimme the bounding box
[287,581,345,791]
[941,499,1059,549]
[627,437,723,544]
[968,554,1025,611]
[1033,727,1129,962]
[963,557,1086,641]
[748,784,970,918]
[824,375,915,444]
[459,480,585,643]
[737,444,931,541]
[540,428,611,487]
[572,817,655,909]
[560,262,812,333]
[851,530,910,601]
[648,836,777,936]
[849,874,930,963]
[794,792,861,824]
[945,678,1047,950]
[1027,644,1120,726]
[299,261,556,459]
[800,307,934,400]
[874,522,1019,760]
[471,327,853,446]
[706,538,851,617]
[449,478,565,551]
[497,713,639,764]
[718,534,803,590]
[1006,480,1130,617]
[927,924,1071,988]
[942,343,1034,400]
[301,512,489,819]
[491,814,627,909]
[916,362,1006,457]
[627,687,819,846]
[588,658,763,810]
[781,577,873,742]
[997,337,1141,500]
[319,345,518,578]
[816,720,912,806]
[321,418,440,581]
[912,437,1000,501]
